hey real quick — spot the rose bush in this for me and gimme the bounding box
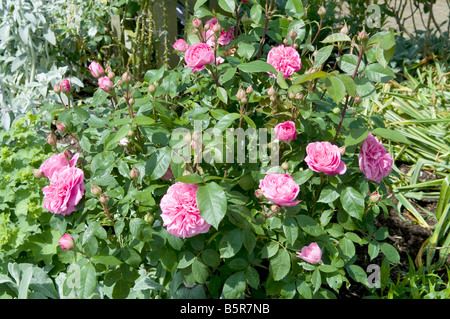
[0,0,401,299]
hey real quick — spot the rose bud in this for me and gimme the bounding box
[255,189,264,199]
[47,134,57,146]
[268,86,276,96]
[53,84,61,94]
[339,146,346,156]
[281,162,289,171]
[129,167,140,180]
[144,212,155,225]
[148,84,156,94]
[236,88,246,101]
[58,233,75,251]
[318,6,326,18]
[98,76,114,93]
[33,169,44,178]
[56,122,67,133]
[270,204,280,213]
[63,149,72,161]
[340,24,349,35]
[89,61,104,78]
[370,192,381,203]
[99,193,110,205]
[192,18,202,29]
[119,137,130,147]
[60,79,71,95]
[246,86,253,94]
[122,71,133,83]
[91,185,102,197]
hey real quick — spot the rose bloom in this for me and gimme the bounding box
[204,18,234,46]
[89,61,104,78]
[296,242,322,264]
[274,121,297,142]
[40,152,79,180]
[305,141,347,175]
[42,165,85,216]
[98,76,114,92]
[184,43,215,72]
[359,133,393,183]
[58,233,75,251]
[60,78,71,94]
[216,56,225,66]
[159,182,211,238]
[259,173,301,207]
[267,44,302,79]
[173,38,189,52]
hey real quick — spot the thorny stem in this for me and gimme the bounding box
[256,0,277,59]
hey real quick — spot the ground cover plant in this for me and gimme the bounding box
[0,0,448,299]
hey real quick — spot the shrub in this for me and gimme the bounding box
[0,0,403,299]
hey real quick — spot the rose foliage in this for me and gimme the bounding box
[0,0,401,299]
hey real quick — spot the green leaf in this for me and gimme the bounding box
[218,0,235,13]
[344,128,369,146]
[364,63,395,83]
[220,67,236,85]
[91,255,122,266]
[194,0,207,11]
[380,243,400,264]
[217,87,228,104]
[311,268,322,294]
[340,187,365,220]
[338,74,356,97]
[105,124,131,151]
[219,229,243,258]
[145,147,172,180]
[339,237,355,261]
[314,45,333,68]
[133,115,155,126]
[269,249,291,281]
[325,76,346,104]
[338,54,365,75]
[371,128,410,145]
[197,181,227,230]
[192,258,209,284]
[347,264,368,284]
[250,4,263,23]
[261,241,279,259]
[292,169,314,185]
[201,249,221,268]
[130,218,152,242]
[237,42,255,60]
[222,271,246,299]
[238,61,277,74]
[321,33,351,43]
[296,215,324,236]
[215,113,241,131]
[277,70,289,89]
[283,217,298,245]
[318,186,340,203]
[176,173,204,184]
[368,240,380,260]
[285,0,304,18]
[292,71,328,84]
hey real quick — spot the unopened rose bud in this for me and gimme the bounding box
[89,61,104,78]
[339,146,345,156]
[33,169,44,178]
[283,38,289,46]
[270,95,276,102]
[127,130,135,137]
[295,93,303,100]
[122,71,133,83]
[270,204,280,213]
[47,134,56,146]
[91,185,102,197]
[241,97,248,104]
[129,168,140,180]
[107,71,115,79]
[289,28,298,40]
[318,6,326,17]
[119,137,130,147]
[128,97,135,106]
[63,149,72,161]
[354,96,361,103]
[144,212,155,225]
[183,170,191,176]
[60,79,71,95]
[58,233,75,251]
[56,122,67,133]
[236,88,246,100]
[193,18,202,29]
[148,84,156,94]
[340,24,349,35]
[370,193,381,203]
[332,107,341,114]
[281,162,289,170]
[53,84,61,94]
[288,92,295,99]
[255,189,264,199]
[293,43,299,49]
[358,29,368,40]
[268,86,276,96]
[99,193,110,205]
[246,86,253,94]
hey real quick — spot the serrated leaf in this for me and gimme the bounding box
[322,33,351,43]
[340,187,365,220]
[197,181,227,230]
[269,249,291,281]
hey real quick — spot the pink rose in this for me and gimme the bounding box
[267,44,302,79]
[304,142,347,175]
[184,43,215,72]
[274,121,297,142]
[160,182,211,238]
[296,242,322,264]
[89,61,104,78]
[359,133,393,183]
[216,56,225,66]
[259,173,301,207]
[98,76,114,92]
[40,152,79,180]
[60,79,71,94]
[203,18,234,46]
[173,38,189,52]
[58,233,75,251]
[42,165,85,216]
